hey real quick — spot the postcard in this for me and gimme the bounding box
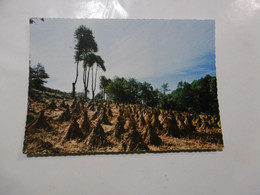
[23,18,223,155]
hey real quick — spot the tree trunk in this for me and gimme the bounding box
[72,83,76,98]
[94,66,98,94]
[91,66,94,102]
[83,67,87,101]
[92,65,99,103]
[86,66,91,101]
[72,61,79,98]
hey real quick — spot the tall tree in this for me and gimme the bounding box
[91,55,106,102]
[83,53,96,100]
[72,25,98,98]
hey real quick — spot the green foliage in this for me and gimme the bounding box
[76,92,86,100]
[99,76,111,100]
[170,75,219,114]
[138,82,159,107]
[74,25,98,62]
[44,87,72,99]
[94,91,104,101]
[29,63,49,91]
[105,76,159,106]
[95,55,106,71]
[106,77,130,103]
[103,74,219,114]
[160,83,170,95]
[83,53,96,69]
[99,76,111,91]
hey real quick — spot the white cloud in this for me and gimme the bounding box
[98,20,215,79]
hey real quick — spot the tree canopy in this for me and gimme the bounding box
[74,25,98,61]
[98,74,220,114]
[170,75,219,113]
[29,63,49,91]
[102,76,159,106]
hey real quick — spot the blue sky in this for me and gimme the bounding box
[30,19,215,93]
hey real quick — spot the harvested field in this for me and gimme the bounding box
[23,98,223,155]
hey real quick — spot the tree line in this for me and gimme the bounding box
[28,63,219,114]
[97,74,220,114]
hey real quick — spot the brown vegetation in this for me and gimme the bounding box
[23,98,223,155]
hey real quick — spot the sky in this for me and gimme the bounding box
[30,18,215,94]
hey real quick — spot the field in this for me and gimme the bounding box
[23,90,223,155]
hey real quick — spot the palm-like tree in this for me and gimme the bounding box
[91,55,106,102]
[83,53,96,100]
[72,50,81,98]
[72,25,98,98]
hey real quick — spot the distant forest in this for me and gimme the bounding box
[97,74,219,114]
[28,63,220,115]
